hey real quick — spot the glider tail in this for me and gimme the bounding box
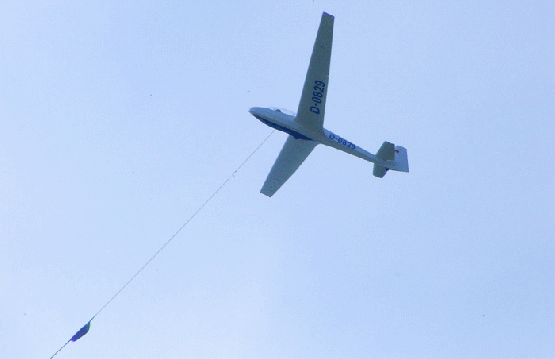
[373,142,409,178]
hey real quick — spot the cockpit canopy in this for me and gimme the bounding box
[269,107,296,117]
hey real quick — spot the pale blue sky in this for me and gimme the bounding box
[1,1,553,358]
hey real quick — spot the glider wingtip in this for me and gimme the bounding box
[260,187,275,197]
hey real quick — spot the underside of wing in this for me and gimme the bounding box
[261,136,318,197]
[296,12,334,132]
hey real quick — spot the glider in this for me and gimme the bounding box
[250,12,409,197]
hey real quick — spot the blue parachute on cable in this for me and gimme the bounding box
[71,321,91,342]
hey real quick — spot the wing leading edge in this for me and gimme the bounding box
[295,12,334,132]
[261,136,318,197]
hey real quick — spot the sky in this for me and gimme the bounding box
[1,1,553,358]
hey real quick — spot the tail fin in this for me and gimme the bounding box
[373,142,409,178]
[391,146,409,173]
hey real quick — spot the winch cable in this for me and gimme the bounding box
[48,130,275,359]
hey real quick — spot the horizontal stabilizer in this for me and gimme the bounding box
[375,141,395,161]
[373,164,388,178]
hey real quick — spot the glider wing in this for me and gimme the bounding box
[295,12,334,132]
[261,136,317,197]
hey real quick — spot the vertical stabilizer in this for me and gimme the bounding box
[392,146,409,173]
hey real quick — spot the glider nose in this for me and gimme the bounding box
[249,107,268,122]
[249,107,265,120]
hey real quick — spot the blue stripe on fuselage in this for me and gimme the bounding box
[256,116,313,141]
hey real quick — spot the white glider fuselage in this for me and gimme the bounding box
[249,107,385,167]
